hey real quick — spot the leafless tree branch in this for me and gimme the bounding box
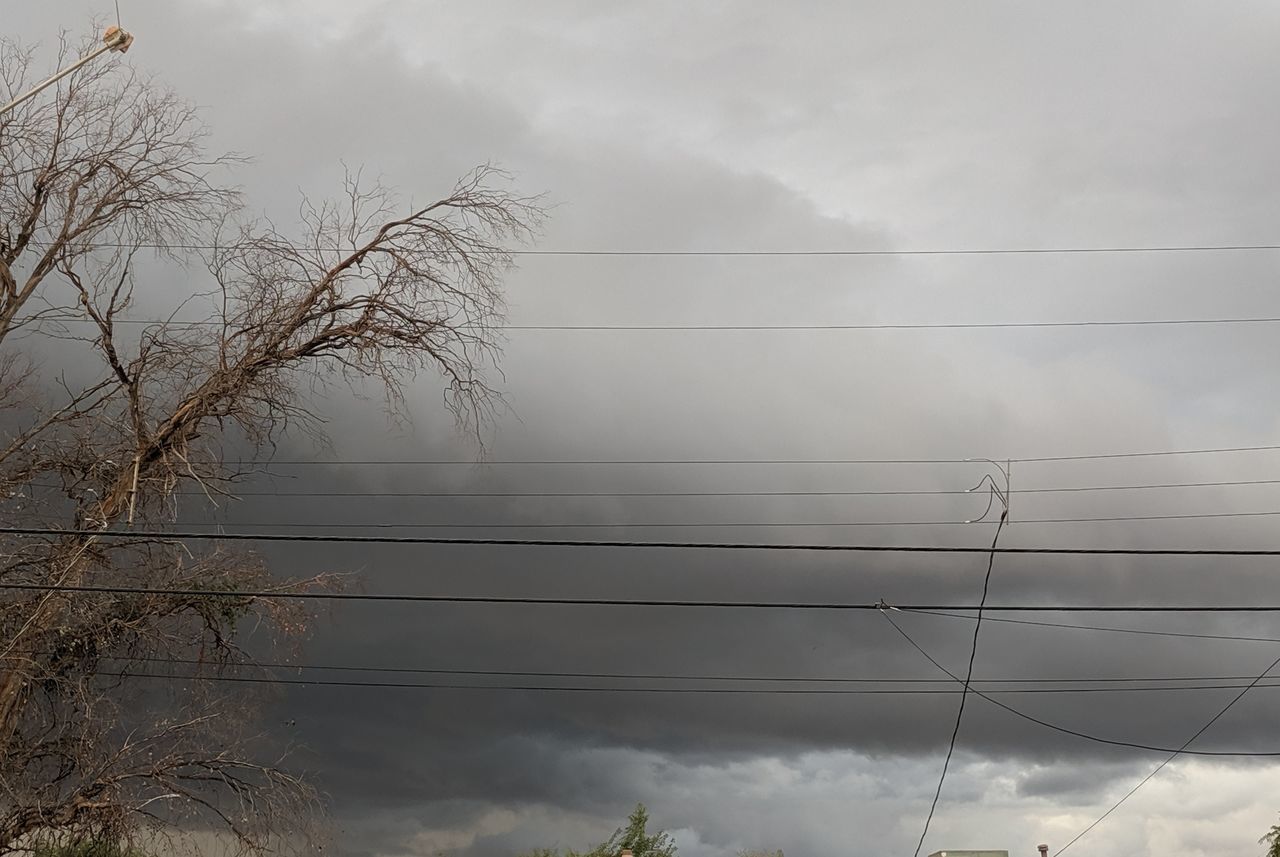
[0,25,543,857]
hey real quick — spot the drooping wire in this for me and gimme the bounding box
[906,471,1009,856]
[879,608,1280,756]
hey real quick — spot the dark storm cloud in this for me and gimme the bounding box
[1016,762,1144,800]
[12,2,1280,856]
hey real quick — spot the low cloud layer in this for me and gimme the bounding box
[12,2,1280,856]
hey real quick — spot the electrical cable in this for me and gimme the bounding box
[11,580,1280,612]
[879,609,1280,758]
[161,520,984,529]
[1020,510,1280,524]
[32,652,1280,691]
[82,477,1280,498]
[10,524,1280,554]
[506,319,1280,331]
[906,609,1280,645]
[144,507,1280,528]
[96,442,1280,465]
[62,669,1280,697]
[909,510,1006,856]
[26,314,1280,332]
[22,240,1280,256]
[1052,651,1280,855]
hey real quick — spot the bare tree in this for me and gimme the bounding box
[0,28,542,856]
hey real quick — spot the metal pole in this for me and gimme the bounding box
[1,28,133,117]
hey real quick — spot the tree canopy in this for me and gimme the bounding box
[1261,817,1280,857]
[589,805,677,857]
[520,804,676,857]
[517,804,781,857]
[0,24,539,857]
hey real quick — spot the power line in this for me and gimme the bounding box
[906,609,1280,645]
[879,609,1280,758]
[163,520,981,529]
[10,524,1280,554]
[8,429,1280,471]
[20,606,1280,757]
[1022,445,1280,463]
[26,314,1280,332]
[71,669,1280,697]
[8,581,1280,612]
[149,507,1280,529]
[507,318,1280,331]
[153,487,993,498]
[911,512,1006,856]
[163,456,1078,465]
[65,654,1280,688]
[1019,478,1280,491]
[185,443,1280,465]
[1021,510,1280,524]
[131,477,1280,498]
[1052,652,1280,854]
[25,240,1280,256]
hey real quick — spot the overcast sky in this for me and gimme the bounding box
[12,2,1280,856]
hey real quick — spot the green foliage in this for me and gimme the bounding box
[1262,818,1280,857]
[519,804,676,857]
[587,805,677,857]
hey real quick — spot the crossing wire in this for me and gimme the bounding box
[1052,651,1280,854]
[61,656,1280,757]
[880,609,1280,759]
[909,512,1006,857]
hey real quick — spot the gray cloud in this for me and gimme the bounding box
[12,2,1280,856]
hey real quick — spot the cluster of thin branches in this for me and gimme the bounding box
[0,26,542,857]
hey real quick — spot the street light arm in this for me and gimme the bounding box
[0,26,134,118]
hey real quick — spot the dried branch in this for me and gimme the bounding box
[0,26,543,857]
